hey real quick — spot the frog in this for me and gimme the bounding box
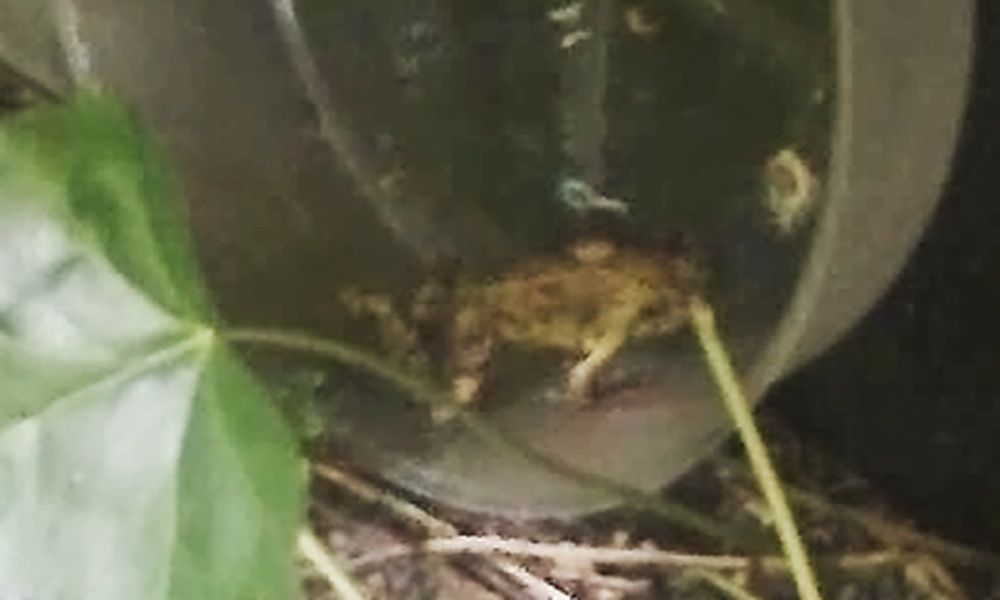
[339,238,701,421]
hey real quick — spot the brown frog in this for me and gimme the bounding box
[340,238,701,421]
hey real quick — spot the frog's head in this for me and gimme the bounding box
[634,253,705,337]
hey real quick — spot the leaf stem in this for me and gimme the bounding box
[222,327,448,408]
[689,298,824,600]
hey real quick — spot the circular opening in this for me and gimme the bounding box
[280,1,835,517]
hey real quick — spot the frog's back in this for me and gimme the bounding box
[461,248,696,351]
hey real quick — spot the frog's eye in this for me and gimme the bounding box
[639,304,665,321]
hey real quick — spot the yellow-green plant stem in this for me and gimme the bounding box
[224,326,733,541]
[689,298,823,600]
[297,529,369,600]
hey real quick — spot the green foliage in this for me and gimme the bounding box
[0,95,305,600]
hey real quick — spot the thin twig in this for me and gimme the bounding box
[796,484,1000,571]
[549,569,650,595]
[348,534,901,574]
[350,535,753,571]
[498,564,575,600]
[312,463,573,600]
[690,298,824,600]
[715,457,1000,570]
[313,462,454,536]
[297,528,369,600]
[905,555,970,600]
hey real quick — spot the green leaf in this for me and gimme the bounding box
[0,95,305,600]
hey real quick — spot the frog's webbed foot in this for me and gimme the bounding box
[429,374,483,423]
[567,341,621,405]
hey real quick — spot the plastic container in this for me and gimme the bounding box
[0,0,972,517]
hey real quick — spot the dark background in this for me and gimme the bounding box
[772,1,1000,549]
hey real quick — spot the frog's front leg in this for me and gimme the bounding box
[339,288,425,371]
[567,305,640,404]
